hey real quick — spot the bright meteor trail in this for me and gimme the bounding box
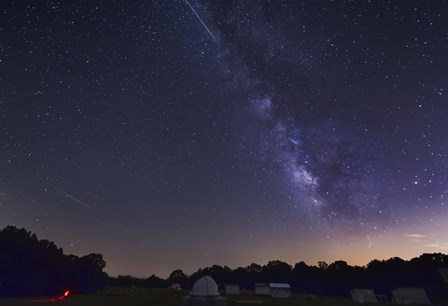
[45,181,92,209]
[183,0,216,41]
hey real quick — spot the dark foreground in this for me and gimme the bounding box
[0,289,440,306]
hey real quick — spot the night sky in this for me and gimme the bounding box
[1,0,448,278]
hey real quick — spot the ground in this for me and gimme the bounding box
[0,289,435,306]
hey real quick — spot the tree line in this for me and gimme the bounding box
[1,226,447,299]
[115,257,448,300]
[137,255,447,299]
[0,226,107,297]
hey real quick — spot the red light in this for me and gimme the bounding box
[29,289,71,303]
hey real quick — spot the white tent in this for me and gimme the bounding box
[180,276,227,306]
[269,283,291,298]
[392,287,431,305]
[224,284,240,295]
[350,289,378,303]
[254,283,270,296]
[191,275,219,296]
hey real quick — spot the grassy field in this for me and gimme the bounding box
[3,290,442,306]
[4,290,436,306]
[0,289,362,306]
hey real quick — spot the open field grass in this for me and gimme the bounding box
[0,289,361,306]
[1,289,440,306]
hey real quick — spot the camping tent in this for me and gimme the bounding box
[254,283,270,296]
[224,284,240,295]
[269,283,291,298]
[180,276,227,306]
[350,289,378,303]
[392,287,430,305]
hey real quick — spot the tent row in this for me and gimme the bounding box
[181,277,293,306]
[351,288,431,305]
[181,276,434,304]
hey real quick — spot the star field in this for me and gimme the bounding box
[1,0,448,277]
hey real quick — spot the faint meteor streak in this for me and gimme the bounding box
[45,181,92,209]
[183,0,216,41]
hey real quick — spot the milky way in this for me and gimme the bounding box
[197,0,443,231]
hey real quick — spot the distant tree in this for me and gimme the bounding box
[318,261,328,269]
[328,260,349,271]
[409,253,448,298]
[76,254,107,293]
[291,261,319,293]
[146,274,166,288]
[169,269,186,280]
[168,269,188,288]
[108,275,147,288]
[323,260,355,296]
[0,225,107,297]
[196,265,232,286]
[262,260,292,282]
[245,263,262,274]
[231,267,253,290]
[244,263,263,284]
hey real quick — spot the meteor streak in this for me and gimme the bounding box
[45,181,92,209]
[183,0,216,41]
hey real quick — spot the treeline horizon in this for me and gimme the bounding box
[119,256,448,300]
[1,225,447,299]
[0,225,107,297]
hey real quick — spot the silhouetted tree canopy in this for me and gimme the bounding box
[1,225,448,300]
[146,274,166,288]
[160,254,447,299]
[0,226,107,297]
[167,269,189,288]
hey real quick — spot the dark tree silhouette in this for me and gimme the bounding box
[155,255,448,300]
[167,269,188,288]
[0,226,107,297]
[262,260,292,283]
[3,225,447,300]
[318,261,329,269]
[146,274,166,288]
